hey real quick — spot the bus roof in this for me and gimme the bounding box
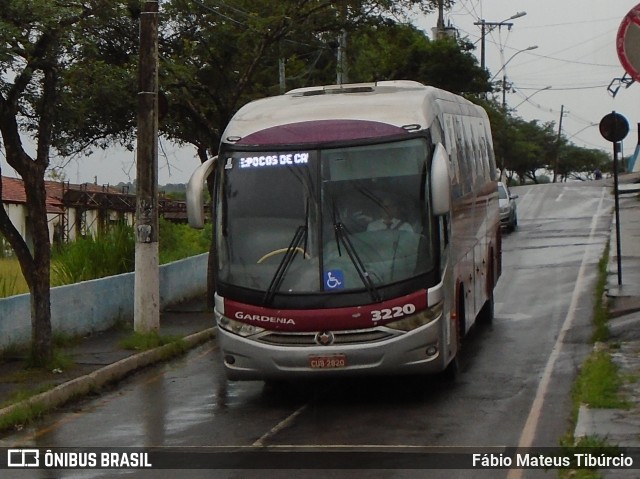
[221,81,488,146]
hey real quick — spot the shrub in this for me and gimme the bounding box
[158,218,211,264]
[51,224,135,285]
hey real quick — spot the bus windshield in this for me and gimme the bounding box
[216,138,434,301]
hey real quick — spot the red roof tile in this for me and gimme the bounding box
[1,176,64,214]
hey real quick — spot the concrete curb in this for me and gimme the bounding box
[0,328,216,427]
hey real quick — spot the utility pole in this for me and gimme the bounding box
[502,75,507,109]
[435,0,445,39]
[336,3,348,84]
[278,40,286,94]
[279,57,286,94]
[135,0,160,333]
[474,12,527,71]
[477,19,487,70]
[553,105,565,183]
[337,30,348,84]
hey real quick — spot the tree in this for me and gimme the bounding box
[557,145,610,181]
[156,0,450,305]
[0,0,134,366]
[504,118,557,184]
[348,23,490,94]
[158,0,448,163]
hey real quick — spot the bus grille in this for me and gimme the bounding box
[255,329,396,347]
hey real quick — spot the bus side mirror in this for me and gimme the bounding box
[187,156,217,229]
[430,143,451,215]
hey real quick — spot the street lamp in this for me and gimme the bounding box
[566,123,598,141]
[474,12,527,70]
[490,45,538,82]
[489,45,538,109]
[514,85,552,109]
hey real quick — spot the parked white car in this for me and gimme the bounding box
[498,182,518,231]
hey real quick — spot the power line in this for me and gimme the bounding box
[516,16,623,30]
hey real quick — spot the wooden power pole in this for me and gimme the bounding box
[135,0,160,332]
[553,104,564,183]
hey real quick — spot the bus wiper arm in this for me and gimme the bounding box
[333,222,382,303]
[263,225,307,306]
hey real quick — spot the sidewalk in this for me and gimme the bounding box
[0,295,215,431]
[574,172,640,475]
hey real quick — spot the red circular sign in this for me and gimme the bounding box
[618,3,640,81]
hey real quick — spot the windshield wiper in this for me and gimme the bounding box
[263,202,310,306]
[263,225,307,306]
[331,210,381,303]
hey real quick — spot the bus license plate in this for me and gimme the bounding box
[309,354,347,369]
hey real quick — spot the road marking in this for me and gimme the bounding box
[506,187,606,479]
[253,404,309,447]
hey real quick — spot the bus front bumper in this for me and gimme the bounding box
[216,316,449,381]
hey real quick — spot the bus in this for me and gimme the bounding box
[187,80,501,380]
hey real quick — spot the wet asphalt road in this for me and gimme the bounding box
[0,182,613,479]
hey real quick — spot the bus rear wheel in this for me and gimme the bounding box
[441,355,459,382]
[478,254,495,324]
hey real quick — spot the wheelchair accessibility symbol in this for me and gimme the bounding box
[325,270,344,290]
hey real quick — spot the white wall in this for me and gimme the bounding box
[0,253,209,351]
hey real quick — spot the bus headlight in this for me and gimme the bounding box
[217,314,265,337]
[386,303,443,331]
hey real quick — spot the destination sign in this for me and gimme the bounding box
[238,152,309,169]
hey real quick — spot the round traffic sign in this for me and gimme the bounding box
[617,3,640,81]
[599,112,629,143]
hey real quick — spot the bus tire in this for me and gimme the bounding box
[479,285,494,323]
[478,258,494,325]
[441,355,459,382]
[478,296,494,324]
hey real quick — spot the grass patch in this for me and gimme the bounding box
[558,242,627,478]
[0,400,48,431]
[571,241,628,410]
[118,331,186,353]
[0,258,29,298]
[573,348,630,409]
[47,349,74,372]
[2,348,75,385]
[591,242,610,343]
[0,384,52,407]
[558,436,620,479]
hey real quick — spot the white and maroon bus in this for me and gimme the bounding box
[187,80,500,380]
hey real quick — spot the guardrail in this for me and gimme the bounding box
[0,253,208,352]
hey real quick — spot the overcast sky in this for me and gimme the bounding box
[2,0,639,185]
[416,0,640,155]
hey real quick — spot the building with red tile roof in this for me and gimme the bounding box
[1,176,188,250]
[1,176,136,247]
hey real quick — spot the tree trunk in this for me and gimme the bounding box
[24,172,53,366]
